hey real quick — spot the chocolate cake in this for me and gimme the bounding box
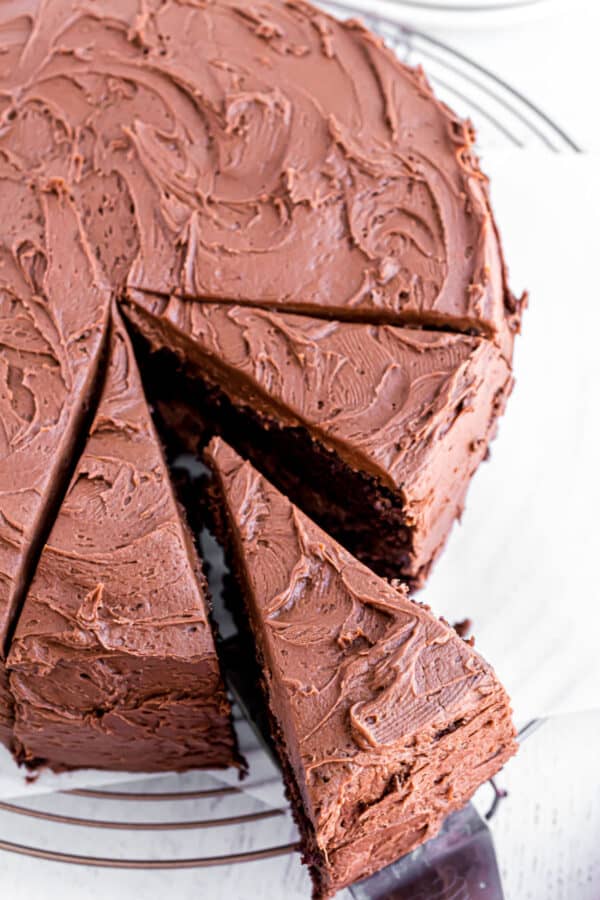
[6,311,239,772]
[206,437,517,898]
[0,0,520,869]
[124,294,513,583]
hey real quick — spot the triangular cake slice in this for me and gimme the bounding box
[6,311,239,772]
[206,437,517,898]
[125,293,513,586]
[0,170,111,747]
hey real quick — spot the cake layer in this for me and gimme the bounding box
[0,165,111,670]
[0,0,521,350]
[124,294,513,584]
[207,438,517,898]
[0,666,12,750]
[7,310,239,772]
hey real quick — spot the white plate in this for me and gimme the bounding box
[325,0,567,29]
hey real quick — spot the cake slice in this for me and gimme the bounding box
[206,437,517,898]
[0,169,111,746]
[124,293,513,585]
[7,310,239,772]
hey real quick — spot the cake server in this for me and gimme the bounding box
[349,720,543,900]
[224,633,543,900]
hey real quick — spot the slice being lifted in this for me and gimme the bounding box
[7,310,239,772]
[206,437,517,899]
[125,293,513,585]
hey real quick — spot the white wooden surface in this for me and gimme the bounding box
[477,711,600,900]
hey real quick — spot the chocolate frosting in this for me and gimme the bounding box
[8,311,237,771]
[0,0,521,782]
[125,293,512,579]
[207,437,517,896]
[0,0,521,353]
[0,168,110,661]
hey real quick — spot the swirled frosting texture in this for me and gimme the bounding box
[0,174,109,658]
[0,0,521,352]
[7,312,237,771]
[0,0,521,777]
[125,293,512,580]
[0,167,110,665]
[208,438,517,898]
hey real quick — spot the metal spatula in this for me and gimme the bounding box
[349,720,542,900]
[350,801,503,900]
[223,634,541,900]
